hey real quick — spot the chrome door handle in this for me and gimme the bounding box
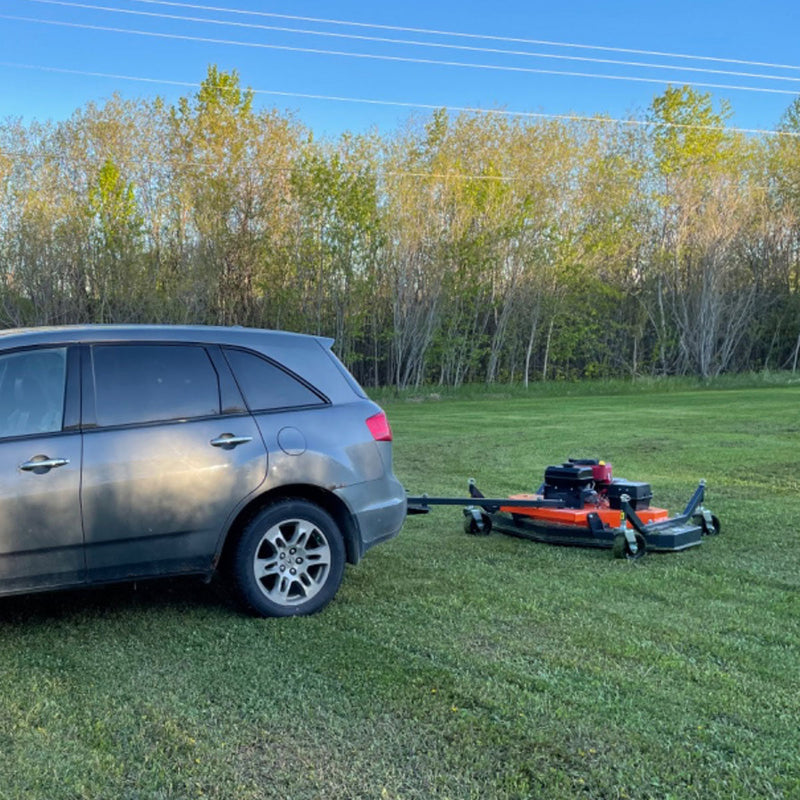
[210,435,253,448]
[19,457,70,471]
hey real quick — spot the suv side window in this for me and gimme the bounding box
[0,348,67,439]
[92,344,220,427]
[223,347,325,412]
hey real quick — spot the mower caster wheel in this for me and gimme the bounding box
[694,511,721,536]
[703,514,721,536]
[612,532,646,560]
[463,507,492,536]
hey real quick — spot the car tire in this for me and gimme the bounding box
[232,499,345,617]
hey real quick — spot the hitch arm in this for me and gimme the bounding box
[643,481,707,531]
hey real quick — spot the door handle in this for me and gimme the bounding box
[210,434,253,449]
[19,457,70,472]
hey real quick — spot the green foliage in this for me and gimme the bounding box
[650,85,733,176]
[288,136,385,360]
[1,73,799,384]
[174,64,254,141]
[779,96,800,133]
[773,97,800,218]
[88,159,142,248]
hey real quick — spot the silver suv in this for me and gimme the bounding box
[0,325,406,616]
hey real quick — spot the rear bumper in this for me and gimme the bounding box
[335,474,407,559]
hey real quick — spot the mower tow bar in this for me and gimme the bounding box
[613,480,710,558]
[406,494,564,515]
[619,480,707,536]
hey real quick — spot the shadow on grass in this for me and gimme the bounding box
[0,574,238,625]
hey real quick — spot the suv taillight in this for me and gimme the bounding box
[366,411,392,442]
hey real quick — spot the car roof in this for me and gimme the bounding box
[0,325,362,403]
[0,324,334,349]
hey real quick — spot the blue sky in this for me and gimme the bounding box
[1,0,799,139]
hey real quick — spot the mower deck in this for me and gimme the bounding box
[490,503,704,552]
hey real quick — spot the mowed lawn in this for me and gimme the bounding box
[1,384,799,799]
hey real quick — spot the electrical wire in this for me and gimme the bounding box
[0,147,525,180]
[102,0,800,73]
[0,145,786,192]
[3,61,798,138]
[3,14,800,96]
[17,0,800,85]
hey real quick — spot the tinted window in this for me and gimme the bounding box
[224,348,324,411]
[0,348,67,438]
[93,345,220,427]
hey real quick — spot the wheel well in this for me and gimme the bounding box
[216,485,362,572]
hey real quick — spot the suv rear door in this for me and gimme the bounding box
[80,342,267,582]
[0,346,84,593]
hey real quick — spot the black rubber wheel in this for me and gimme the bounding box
[705,514,721,536]
[231,499,345,617]
[612,532,646,560]
[463,510,492,536]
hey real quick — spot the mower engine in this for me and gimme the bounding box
[542,458,654,512]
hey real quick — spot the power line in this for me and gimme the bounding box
[3,61,799,138]
[0,147,524,181]
[4,14,800,97]
[117,0,800,73]
[0,146,786,201]
[18,0,800,86]
[0,147,786,192]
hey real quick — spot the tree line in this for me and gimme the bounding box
[1,66,799,387]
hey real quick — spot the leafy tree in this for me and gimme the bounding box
[0,72,798,385]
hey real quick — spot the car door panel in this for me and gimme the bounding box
[0,436,84,591]
[80,343,268,582]
[0,344,84,594]
[81,418,267,580]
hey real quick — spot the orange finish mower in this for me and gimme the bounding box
[407,459,720,559]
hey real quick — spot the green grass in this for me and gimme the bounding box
[2,385,800,799]
[367,369,800,405]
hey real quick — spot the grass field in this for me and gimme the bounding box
[1,383,799,799]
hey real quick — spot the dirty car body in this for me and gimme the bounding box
[0,325,406,616]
